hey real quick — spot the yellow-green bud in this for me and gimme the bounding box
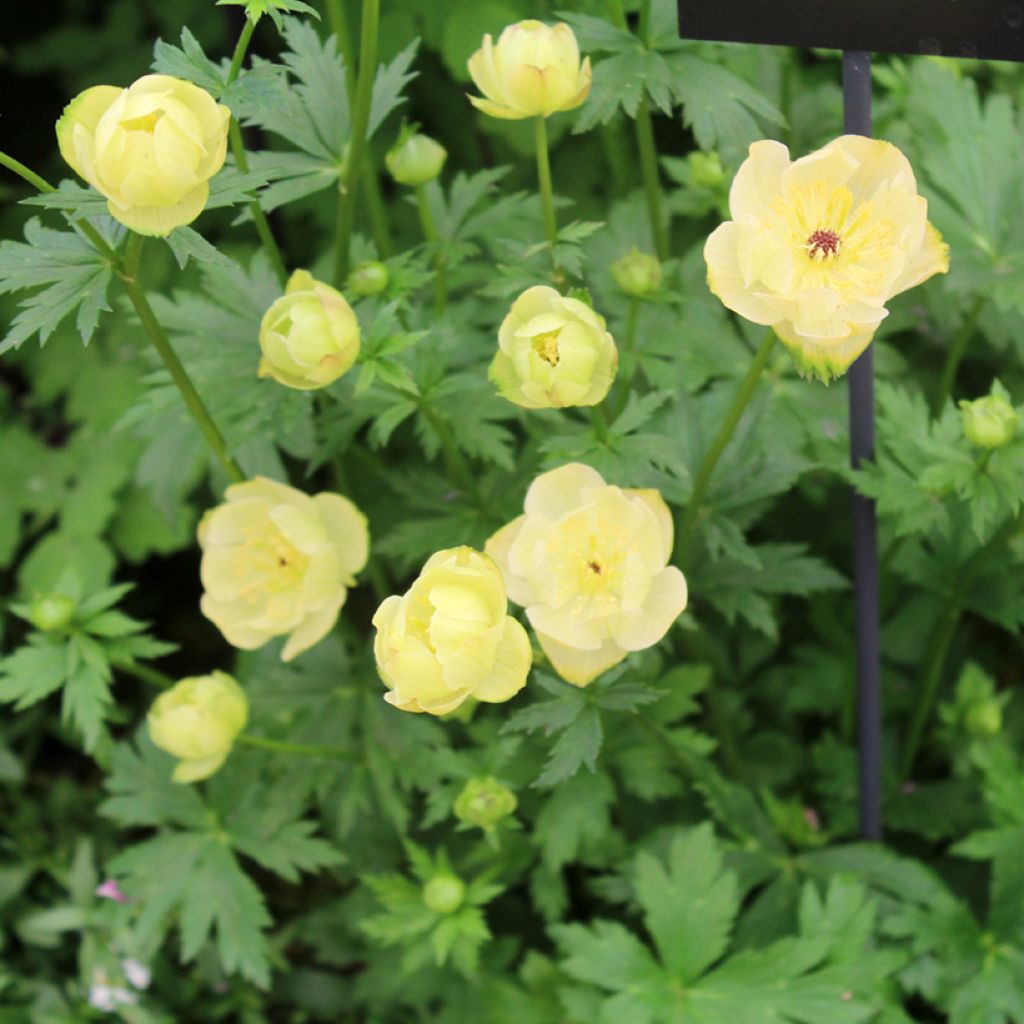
[611,248,663,298]
[385,133,447,187]
[965,700,1003,738]
[960,393,1018,449]
[348,260,389,297]
[147,672,248,783]
[689,151,725,189]
[454,777,517,832]
[29,593,76,632]
[422,874,465,915]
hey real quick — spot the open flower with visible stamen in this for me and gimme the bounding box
[704,135,949,382]
[486,464,688,686]
[199,477,369,661]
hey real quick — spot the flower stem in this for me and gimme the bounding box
[635,97,669,260]
[226,15,257,85]
[604,0,628,29]
[613,297,642,416]
[415,184,448,315]
[419,401,479,502]
[237,733,355,760]
[678,329,779,563]
[122,234,245,483]
[534,116,560,265]
[333,0,380,286]
[113,660,173,688]
[935,296,984,413]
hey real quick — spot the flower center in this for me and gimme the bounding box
[587,560,602,574]
[807,229,842,261]
[121,110,164,135]
[533,331,560,366]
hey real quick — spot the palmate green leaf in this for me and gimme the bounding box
[533,707,603,789]
[0,218,112,353]
[534,770,615,871]
[0,641,69,711]
[217,0,319,32]
[152,26,225,95]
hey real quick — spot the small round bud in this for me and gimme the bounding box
[689,151,725,189]
[960,393,1018,449]
[611,248,663,298]
[29,593,76,632]
[385,133,447,187]
[454,777,517,832]
[348,261,389,298]
[422,874,465,915]
[965,700,1003,738]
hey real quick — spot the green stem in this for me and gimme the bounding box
[604,0,628,29]
[678,329,779,563]
[613,298,642,417]
[635,98,669,260]
[333,0,380,285]
[534,117,560,264]
[123,235,245,483]
[935,296,984,412]
[415,184,448,315]
[226,16,257,85]
[638,0,653,43]
[237,733,355,760]
[113,660,173,688]
[419,401,479,502]
[900,513,1022,779]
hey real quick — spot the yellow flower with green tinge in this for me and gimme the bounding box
[56,74,230,237]
[147,671,248,783]
[467,21,591,121]
[372,546,531,716]
[199,477,369,661]
[704,135,949,382]
[489,286,618,409]
[486,464,688,687]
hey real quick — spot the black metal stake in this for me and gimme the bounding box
[843,50,883,842]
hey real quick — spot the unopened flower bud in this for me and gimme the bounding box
[385,133,447,187]
[422,874,465,915]
[29,593,76,631]
[960,391,1018,449]
[348,260,389,297]
[454,777,517,831]
[689,150,724,189]
[611,248,663,298]
[965,700,1003,738]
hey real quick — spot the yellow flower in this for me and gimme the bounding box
[372,546,531,715]
[489,286,618,409]
[486,463,688,686]
[258,270,361,391]
[147,672,248,783]
[704,136,950,382]
[467,21,592,120]
[56,74,230,237]
[199,477,369,661]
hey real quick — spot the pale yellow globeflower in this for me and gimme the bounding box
[486,464,688,686]
[259,270,361,390]
[489,286,618,409]
[704,135,950,382]
[467,21,592,120]
[372,547,532,715]
[199,477,369,661]
[57,74,230,237]
[147,672,248,783]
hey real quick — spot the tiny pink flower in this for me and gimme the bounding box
[95,879,129,903]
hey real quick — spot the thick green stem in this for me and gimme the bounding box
[935,296,984,412]
[123,235,245,483]
[678,329,779,562]
[638,0,653,42]
[226,16,257,85]
[635,98,669,260]
[614,298,642,416]
[237,733,355,760]
[333,0,380,285]
[415,185,448,315]
[534,117,560,261]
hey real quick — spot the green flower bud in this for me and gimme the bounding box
[422,874,465,915]
[689,150,725,189]
[965,700,1003,738]
[29,593,76,631]
[348,260,389,298]
[385,133,447,187]
[960,391,1018,449]
[611,248,663,298]
[454,777,517,832]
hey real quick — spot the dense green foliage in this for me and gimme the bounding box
[2,1,1024,1021]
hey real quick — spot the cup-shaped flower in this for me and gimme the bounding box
[489,286,617,409]
[147,672,248,783]
[56,74,230,237]
[467,21,591,120]
[372,547,532,716]
[454,776,517,832]
[199,477,369,661]
[611,248,663,298]
[385,132,447,186]
[258,270,361,391]
[704,136,950,383]
[960,384,1019,449]
[486,463,687,686]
